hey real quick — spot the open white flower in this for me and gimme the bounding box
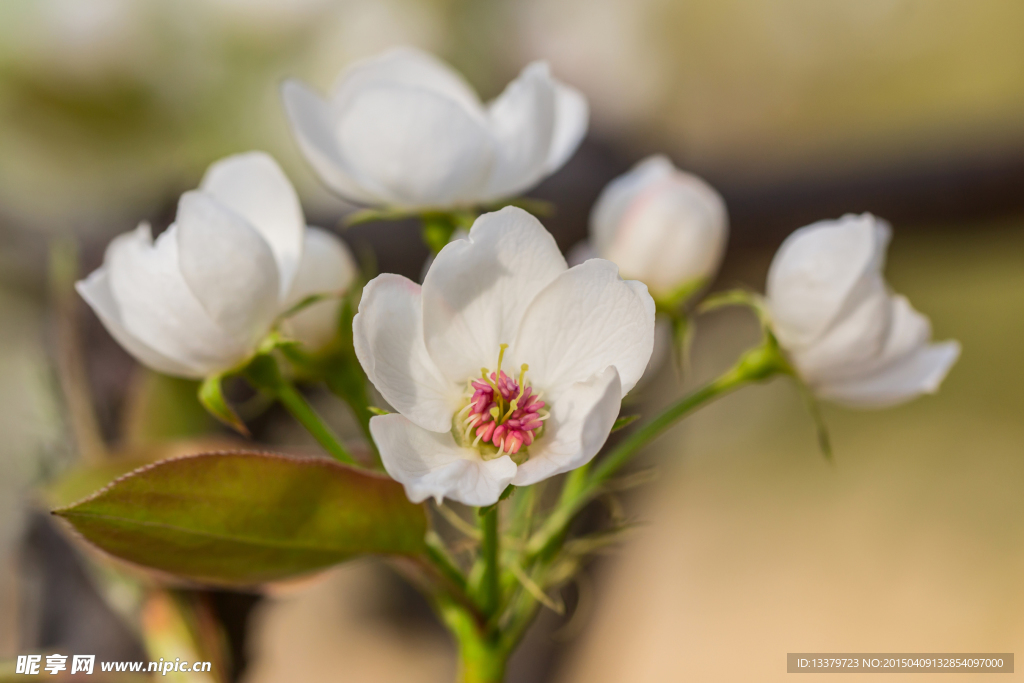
[587,155,728,304]
[281,47,588,209]
[77,152,356,378]
[766,213,960,407]
[354,207,655,506]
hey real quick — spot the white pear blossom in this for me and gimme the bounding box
[766,213,960,407]
[77,152,356,378]
[354,207,655,506]
[281,46,588,209]
[586,155,728,303]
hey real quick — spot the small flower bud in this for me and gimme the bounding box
[588,155,728,307]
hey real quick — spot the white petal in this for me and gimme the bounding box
[353,274,461,432]
[590,155,674,254]
[481,61,557,200]
[371,414,516,506]
[514,259,655,398]
[421,207,567,383]
[200,152,304,296]
[175,191,281,349]
[869,295,934,370]
[816,341,960,408]
[335,85,494,207]
[76,267,199,378]
[635,316,673,390]
[788,277,890,384]
[767,213,890,349]
[512,367,621,486]
[280,79,383,205]
[329,47,483,119]
[283,227,358,351]
[801,293,933,386]
[545,80,588,174]
[105,224,251,376]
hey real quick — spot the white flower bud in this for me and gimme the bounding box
[766,213,960,407]
[589,155,728,304]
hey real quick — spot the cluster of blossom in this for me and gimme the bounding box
[78,47,959,507]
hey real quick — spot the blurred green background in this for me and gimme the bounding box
[1,0,1022,681]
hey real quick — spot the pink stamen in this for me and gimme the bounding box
[462,368,544,455]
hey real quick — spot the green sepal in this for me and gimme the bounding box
[123,372,214,446]
[255,329,301,356]
[795,382,834,462]
[198,375,248,436]
[344,207,414,226]
[277,292,332,321]
[669,311,694,375]
[342,206,479,255]
[422,214,458,254]
[610,414,640,433]
[476,484,515,516]
[420,210,477,254]
[52,451,428,585]
[653,277,707,313]
[733,333,793,382]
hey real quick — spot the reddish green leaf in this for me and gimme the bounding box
[53,451,427,585]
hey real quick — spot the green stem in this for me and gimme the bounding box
[560,465,589,505]
[245,355,356,465]
[479,506,500,619]
[324,351,381,466]
[276,381,355,465]
[525,342,789,563]
[589,370,737,488]
[459,637,506,683]
[425,532,468,592]
[438,600,506,683]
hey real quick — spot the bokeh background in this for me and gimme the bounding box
[1,0,1023,681]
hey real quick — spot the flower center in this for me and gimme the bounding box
[452,344,548,464]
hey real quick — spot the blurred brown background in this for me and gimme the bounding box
[1,0,1022,681]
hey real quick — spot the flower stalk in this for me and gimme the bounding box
[438,600,507,683]
[479,506,501,619]
[244,354,356,465]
